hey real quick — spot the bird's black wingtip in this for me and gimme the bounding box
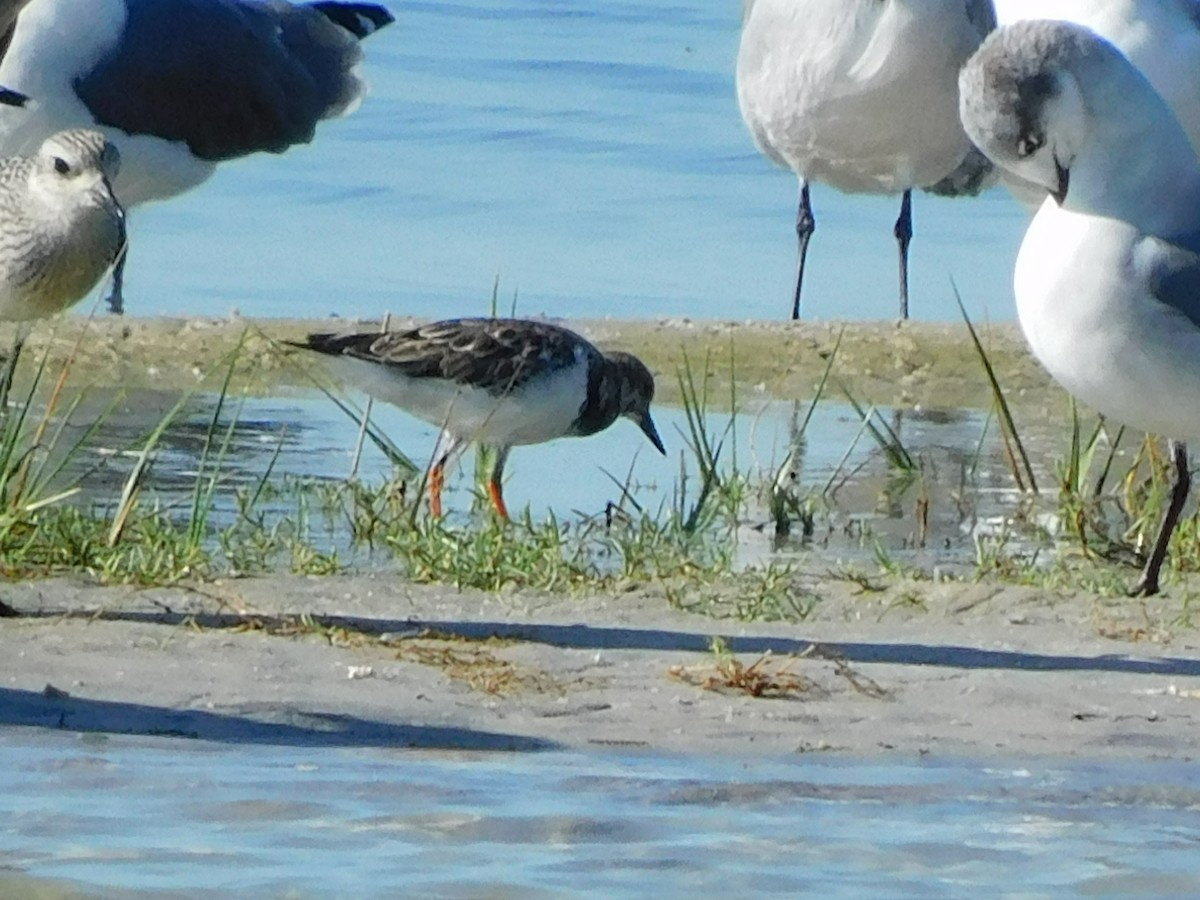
[285,332,366,356]
[0,87,30,109]
[310,2,396,39]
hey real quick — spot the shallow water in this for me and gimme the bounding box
[123,0,1028,325]
[55,387,1067,572]
[2,730,1199,897]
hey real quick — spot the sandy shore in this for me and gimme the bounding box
[1,315,1195,761]
[5,313,1058,411]
[4,573,1198,760]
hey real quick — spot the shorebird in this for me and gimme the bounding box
[992,0,1200,204]
[0,128,125,402]
[737,0,998,320]
[0,128,124,322]
[959,19,1200,595]
[0,0,394,312]
[289,318,667,519]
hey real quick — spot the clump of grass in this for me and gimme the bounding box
[955,284,1038,494]
[388,513,601,593]
[668,637,811,698]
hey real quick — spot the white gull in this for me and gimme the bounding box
[737,0,997,319]
[959,19,1200,595]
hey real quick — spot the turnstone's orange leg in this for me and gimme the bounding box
[488,445,512,520]
[429,463,445,518]
[486,479,509,520]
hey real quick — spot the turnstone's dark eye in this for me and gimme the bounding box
[1016,133,1044,158]
[53,156,70,175]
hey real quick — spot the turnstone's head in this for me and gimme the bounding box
[608,351,665,455]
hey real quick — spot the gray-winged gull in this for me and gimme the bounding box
[0,0,393,312]
[960,19,1200,595]
[737,0,997,320]
[992,0,1200,205]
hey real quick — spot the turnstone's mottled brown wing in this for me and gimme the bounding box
[300,318,594,396]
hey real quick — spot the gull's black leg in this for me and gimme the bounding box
[791,181,815,320]
[894,189,913,320]
[105,204,129,315]
[1133,439,1190,596]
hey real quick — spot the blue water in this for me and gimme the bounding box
[3,731,1200,897]
[62,389,1054,571]
[123,0,1028,324]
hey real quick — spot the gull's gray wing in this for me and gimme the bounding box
[965,0,997,41]
[1139,234,1200,330]
[924,145,997,196]
[74,0,393,162]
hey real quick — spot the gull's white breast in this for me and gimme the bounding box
[737,0,981,193]
[0,0,217,204]
[1016,202,1200,443]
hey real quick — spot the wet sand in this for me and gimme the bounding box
[3,572,1198,760]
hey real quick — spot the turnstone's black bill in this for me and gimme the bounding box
[288,317,666,519]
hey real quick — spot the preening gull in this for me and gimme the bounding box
[992,0,1200,203]
[737,0,997,320]
[960,19,1200,595]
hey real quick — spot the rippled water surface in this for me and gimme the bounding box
[123,0,1027,324]
[3,730,1200,897]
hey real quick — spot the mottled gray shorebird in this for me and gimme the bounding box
[0,128,125,323]
[0,128,125,408]
[960,20,1200,594]
[0,0,394,312]
[289,318,666,519]
[737,0,997,320]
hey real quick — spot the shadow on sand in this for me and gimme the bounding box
[0,686,558,751]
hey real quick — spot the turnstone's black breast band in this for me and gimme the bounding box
[573,352,621,437]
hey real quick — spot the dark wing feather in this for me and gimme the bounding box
[298,319,596,396]
[1140,234,1200,330]
[964,0,997,41]
[75,0,393,161]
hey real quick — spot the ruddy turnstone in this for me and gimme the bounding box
[0,0,393,311]
[737,0,996,319]
[960,20,1200,594]
[290,318,666,519]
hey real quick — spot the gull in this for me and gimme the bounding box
[737,0,998,320]
[992,0,1200,204]
[0,0,394,312]
[0,128,125,402]
[959,19,1200,595]
[289,318,666,519]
